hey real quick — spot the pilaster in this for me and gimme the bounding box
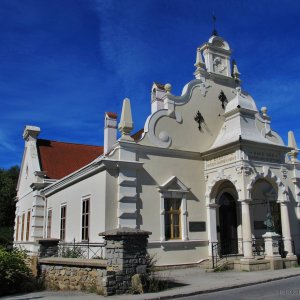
[31,190,45,241]
[117,143,138,228]
[206,203,218,257]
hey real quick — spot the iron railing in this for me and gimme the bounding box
[57,239,106,259]
[211,239,240,269]
[212,237,295,269]
[252,238,265,257]
[278,238,295,258]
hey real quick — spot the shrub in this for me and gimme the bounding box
[0,247,35,295]
[130,254,170,294]
[59,246,84,258]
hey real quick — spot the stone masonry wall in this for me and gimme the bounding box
[40,262,107,295]
[103,228,151,295]
[38,228,151,296]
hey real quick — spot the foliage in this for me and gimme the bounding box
[0,247,35,295]
[0,226,14,246]
[213,262,230,272]
[59,246,84,258]
[0,166,19,234]
[130,254,170,294]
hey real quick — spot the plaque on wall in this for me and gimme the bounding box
[189,222,206,232]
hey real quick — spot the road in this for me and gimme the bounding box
[185,276,300,300]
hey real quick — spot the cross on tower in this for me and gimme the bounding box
[212,14,218,36]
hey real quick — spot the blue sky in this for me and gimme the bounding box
[0,0,299,168]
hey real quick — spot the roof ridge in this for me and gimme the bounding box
[37,138,103,148]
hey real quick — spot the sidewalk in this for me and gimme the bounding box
[3,267,300,300]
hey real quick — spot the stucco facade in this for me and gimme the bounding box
[14,33,300,266]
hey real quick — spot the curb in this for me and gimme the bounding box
[144,273,300,300]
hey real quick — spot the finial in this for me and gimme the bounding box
[261,107,268,118]
[232,59,241,83]
[164,83,172,94]
[194,48,206,69]
[236,86,242,96]
[288,131,299,163]
[288,131,298,150]
[212,14,218,36]
[118,98,134,140]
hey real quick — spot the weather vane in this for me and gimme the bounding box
[212,14,218,36]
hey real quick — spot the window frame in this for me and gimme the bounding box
[158,177,189,242]
[81,197,90,241]
[60,205,67,241]
[21,213,25,241]
[25,210,31,241]
[164,198,182,240]
[47,209,52,238]
[15,215,20,241]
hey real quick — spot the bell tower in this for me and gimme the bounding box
[199,34,232,78]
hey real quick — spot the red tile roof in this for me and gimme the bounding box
[153,82,166,90]
[37,139,103,179]
[131,129,144,141]
[106,112,118,119]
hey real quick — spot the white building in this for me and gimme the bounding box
[14,33,300,267]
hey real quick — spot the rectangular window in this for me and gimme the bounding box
[47,209,52,238]
[25,211,31,241]
[165,198,181,240]
[21,213,25,241]
[82,198,90,241]
[16,216,20,241]
[60,205,66,240]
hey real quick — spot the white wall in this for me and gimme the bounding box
[46,171,107,243]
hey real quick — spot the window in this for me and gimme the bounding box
[158,176,189,242]
[47,209,52,238]
[25,211,31,241]
[82,198,90,241]
[15,216,20,241]
[60,205,66,240]
[21,213,25,241]
[165,198,182,239]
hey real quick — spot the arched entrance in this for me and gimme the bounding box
[251,179,282,237]
[218,192,238,255]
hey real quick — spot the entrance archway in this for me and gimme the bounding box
[251,178,281,237]
[218,192,238,255]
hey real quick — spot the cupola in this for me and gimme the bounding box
[199,34,232,78]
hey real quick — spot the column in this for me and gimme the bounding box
[207,203,218,257]
[181,194,188,241]
[241,200,253,259]
[280,201,294,257]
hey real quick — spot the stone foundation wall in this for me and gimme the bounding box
[39,259,108,295]
[38,228,152,296]
[103,228,151,295]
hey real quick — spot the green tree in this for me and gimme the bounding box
[0,166,20,242]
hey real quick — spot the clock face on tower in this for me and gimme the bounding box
[213,56,227,74]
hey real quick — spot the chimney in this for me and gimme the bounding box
[104,112,117,154]
[23,125,41,141]
[151,82,166,113]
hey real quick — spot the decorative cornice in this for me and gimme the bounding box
[201,139,290,160]
[102,159,143,170]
